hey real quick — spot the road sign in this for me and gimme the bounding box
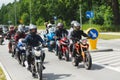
[54,16,57,20]
[86,11,94,18]
[87,28,98,40]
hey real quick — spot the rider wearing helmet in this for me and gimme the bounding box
[6,25,16,53]
[68,20,78,55]
[23,24,45,78]
[55,22,68,55]
[55,22,68,39]
[14,24,26,43]
[70,22,89,65]
[18,24,26,33]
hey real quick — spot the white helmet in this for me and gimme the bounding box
[18,24,24,32]
[71,20,78,27]
[74,22,81,27]
[47,23,52,28]
[29,24,37,30]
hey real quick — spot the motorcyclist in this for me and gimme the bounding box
[70,22,89,65]
[14,25,26,43]
[55,22,68,55]
[6,25,16,53]
[0,26,4,44]
[46,27,56,51]
[23,24,45,78]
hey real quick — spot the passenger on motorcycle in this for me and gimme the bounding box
[6,25,16,53]
[70,22,89,63]
[55,22,68,55]
[23,24,45,78]
[68,20,78,56]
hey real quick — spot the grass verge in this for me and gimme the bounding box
[99,34,120,40]
[0,67,6,80]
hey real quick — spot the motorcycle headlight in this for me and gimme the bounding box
[34,50,41,57]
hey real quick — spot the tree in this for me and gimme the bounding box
[111,0,120,25]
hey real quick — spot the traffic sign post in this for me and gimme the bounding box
[86,11,94,27]
[87,28,99,50]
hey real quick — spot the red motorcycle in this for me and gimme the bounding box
[57,37,70,61]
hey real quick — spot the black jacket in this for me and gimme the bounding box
[70,30,88,41]
[55,29,68,39]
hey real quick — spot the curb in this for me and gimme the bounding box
[0,62,12,80]
[90,49,113,53]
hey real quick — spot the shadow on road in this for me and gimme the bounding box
[43,73,71,80]
[76,64,104,70]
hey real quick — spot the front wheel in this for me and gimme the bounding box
[37,62,43,80]
[65,50,69,61]
[83,51,92,70]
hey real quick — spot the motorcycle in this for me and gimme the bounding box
[0,35,4,45]
[10,35,16,57]
[27,45,45,80]
[58,36,70,61]
[16,39,26,67]
[72,38,92,70]
[45,31,56,52]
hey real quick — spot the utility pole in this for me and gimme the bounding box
[14,0,17,26]
[30,0,32,24]
[79,0,82,28]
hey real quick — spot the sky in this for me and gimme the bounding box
[0,0,15,8]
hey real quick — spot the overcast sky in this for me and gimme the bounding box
[0,0,16,8]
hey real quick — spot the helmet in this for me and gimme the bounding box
[29,24,37,35]
[9,25,14,31]
[47,23,52,28]
[18,24,25,32]
[29,24,37,30]
[71,20,78,28]
[73,22,81,30]
[57,22,64,29]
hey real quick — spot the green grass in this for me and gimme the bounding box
[37,25,46,30]
[99,34,120,40]
[0,67,6,80]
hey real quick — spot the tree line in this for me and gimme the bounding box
[0,0,120,30]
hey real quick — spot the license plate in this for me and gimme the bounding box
[35,60,41,62]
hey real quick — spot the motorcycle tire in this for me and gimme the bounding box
[37,62,43,80]
[21,53,26,67]
[65,50,69,61]
[58,50,62,60]
[83,51,92,70]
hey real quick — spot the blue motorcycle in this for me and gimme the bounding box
[16,39,26,67]
[45,29,56,52]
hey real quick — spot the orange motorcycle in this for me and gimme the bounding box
[72,38,92,70]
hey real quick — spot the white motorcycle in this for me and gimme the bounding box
[28,45,45,80]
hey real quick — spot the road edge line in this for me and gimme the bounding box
[0,62,12,80]
[93,62,120,73]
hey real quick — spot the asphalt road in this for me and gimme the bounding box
[0,39,120,80]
